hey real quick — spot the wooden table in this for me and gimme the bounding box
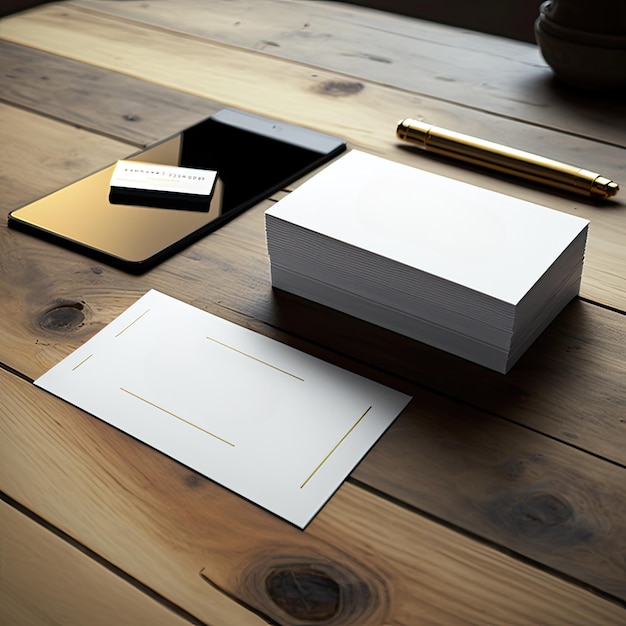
[1,1,625,623]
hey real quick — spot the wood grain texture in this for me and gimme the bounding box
[0,78,623,601]
[1,185,624,464]
[2,4,625,314]
[70,0,626,147]
[1,2,626,623]
[353,388,626,599]
[0,202,624,599]
[0,500,195,626]
[0,103,133,213]
[0,40,215,147]
[2,368,624,625]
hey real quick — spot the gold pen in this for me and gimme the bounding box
[396,118,619,200]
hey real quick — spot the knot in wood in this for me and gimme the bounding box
[39,302,85,332]
[521,492,573,527]
[237,550,390,625]
[488,489,593,547]
[265,567,339,621]
[315,80,364,97]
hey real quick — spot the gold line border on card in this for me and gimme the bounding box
[116,308,150,338]
[72,354,94,371]
[300,406,372,489]
[206,336,304,381]
[120,387,235,447]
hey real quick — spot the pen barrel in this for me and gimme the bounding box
[397,119,615,199]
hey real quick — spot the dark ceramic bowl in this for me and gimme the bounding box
[535,0,626,90]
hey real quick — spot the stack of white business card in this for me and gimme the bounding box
[265,150,589,373]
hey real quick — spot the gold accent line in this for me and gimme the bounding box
[115,308,150,338]
[120,388,235,447]
[206,337,304,381]
[72,354,93,371]
[300,406,372,489]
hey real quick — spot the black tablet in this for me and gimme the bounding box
[8,108,346,273]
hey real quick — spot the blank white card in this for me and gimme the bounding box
[36,290,411,527]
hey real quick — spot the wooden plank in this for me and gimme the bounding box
[0,499,196,626]
[0,103,134,213]
[0,40,215,147]
[69,0,626,147]
[2,4,624,314]
[343,0,542,42]
[353,388,626,600]
[1,368,624,625]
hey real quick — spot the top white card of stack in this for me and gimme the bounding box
[265,150,589,373]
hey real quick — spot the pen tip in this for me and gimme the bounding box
[592,176,619,199]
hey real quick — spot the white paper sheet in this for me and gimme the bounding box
[35,290,411,528]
